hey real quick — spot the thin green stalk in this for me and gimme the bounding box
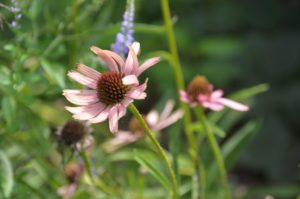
[129,103,178,199]
[160,0,197,158]
[80,150,93,181]
[80,150,117,196]
[195,107,231,199]
[160,0,201,196]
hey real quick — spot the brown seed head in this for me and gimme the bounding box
[64,162,83,183]
[60,120,88,146]
[129,116,145,135]
[187,75,212,101]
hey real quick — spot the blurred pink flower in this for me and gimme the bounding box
[103,100,183,152]
[57,162,84,198]
[180,75,249,111]
[63,42,160,133]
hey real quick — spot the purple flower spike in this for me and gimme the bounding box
[111,0,135,57]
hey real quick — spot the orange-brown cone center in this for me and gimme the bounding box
[97,72,131,105]
[187,75,212,101]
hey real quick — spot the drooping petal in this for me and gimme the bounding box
[211,89,224,99]
[216,98,249,112]
[68,71,97,89]
[146,111,159,127]
[57,183,78,198]
[108,106,119,133]
[89,106,111,123]
[152,110,183,131]
[122,75,139,86]
[137,57,160,76]
[68,103,106,120]
[202,101,224,111]
[117,104,127,119]
[63,90,98,105]
[126,80,147,99]
[76,64,101,81]
[90,46,119,72]
[103,50,125,68]
[179,90,191,103]
[160,100,175,120]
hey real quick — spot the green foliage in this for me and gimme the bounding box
[0,0,297,198]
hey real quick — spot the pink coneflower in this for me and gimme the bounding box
[63,42,160,133]
[103,100,183,152]
[180,75,249,111]
[57,162,84,198]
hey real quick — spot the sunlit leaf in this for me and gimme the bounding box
[134,150,170,191]
[0,151,14,198]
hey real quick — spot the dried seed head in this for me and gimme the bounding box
[60,120,88,146]
[97,72,131,105]
[128,116,145,135]
[64,162,84,183]
[187,75,212,101]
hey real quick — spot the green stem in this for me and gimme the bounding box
[80,150,94,181]
[195,107,231,199]
[160,0,201,196]
[129,103,178,199]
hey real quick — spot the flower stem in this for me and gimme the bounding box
[194,107,231,199]
[160,0,197,158]
[129,103,178,199]
[80,150,94,181]
[160,0,201,195]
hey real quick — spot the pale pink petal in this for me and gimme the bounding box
[216,98,249,112]
[70,103,106,120]
[146,111,159,127]
[211,89,224,99]
[76,64,101,81]
[122,75,139,86]
[202,101,224,111]
[88,106,110,123]
[68,71,97,89]
[103,131,141,153]
[65,102,102,114]
[131,42,140,55]
[63,90,98,105]
[90,46,119,72]
[179,90,191,103]
[160,100,175,120]
[126,80,147,99]
[124,47,135,75]
[128,45,139,74]
[122,97,133,108]
[198,94,210,102]
[152,110,183,131]
[103,50,125,68]
[137,57,160,76]
[117,104,127,119]
[108,106,119,133]
[57,183,78,198]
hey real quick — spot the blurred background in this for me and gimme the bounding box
[0,0,299,198]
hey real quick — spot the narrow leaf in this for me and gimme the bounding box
[134,150,170,191]
[0,151,14,198]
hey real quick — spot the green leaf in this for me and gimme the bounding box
[134,150,170,191]
[0,151,14,198]
[222,119,262,169]
[189,122,226,138]
[40,58,66,88]
[1,96,17,132]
